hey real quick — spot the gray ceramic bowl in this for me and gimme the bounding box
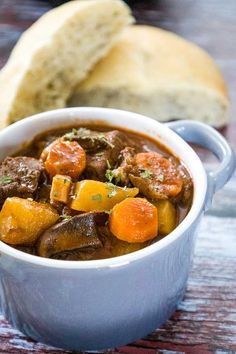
[0,108,234,351]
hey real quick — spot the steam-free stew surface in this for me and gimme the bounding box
[0,125,193,260]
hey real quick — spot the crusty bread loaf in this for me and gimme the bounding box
[70,25,229,127]
[0,0,133,128]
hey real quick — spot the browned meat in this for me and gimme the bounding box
[51,226,147,261]
[0,157,44,204]
[111,147,136,185]
[37,212,107,258]
[128,152,185,200]
[3,124,194,261]
[64,128,108,152]
[85,130,133,181]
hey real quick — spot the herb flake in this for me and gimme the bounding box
[91,193,103,202]
[106,159,111,169]
[60,215,72,221]
[105,209,113,215]
[99,133,114,149]
[0,175,13,185]
[106,183,118,198]
[78,127,90,136]
[105,169,115,183]
[64,128,78,141]
[63,178,71,184]
[140,169,153,179]
[157,174,165,182]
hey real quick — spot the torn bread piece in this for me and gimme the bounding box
[0,0,133,128]
[70,25,229,127]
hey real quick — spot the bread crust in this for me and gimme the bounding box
[0,0,133,128]
[71,25,229,126]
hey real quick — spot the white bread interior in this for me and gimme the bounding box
[70,25,229,127]
[0,0,133,128]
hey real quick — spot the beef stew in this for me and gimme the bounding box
[0,124,193,260]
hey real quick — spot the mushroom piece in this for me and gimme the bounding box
[37,212,107,258]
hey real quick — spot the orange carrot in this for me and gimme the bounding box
[42,140,86,179]
[109,198,158,243]
[135,152,183,198]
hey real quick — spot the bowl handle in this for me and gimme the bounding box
[165,120,235,209]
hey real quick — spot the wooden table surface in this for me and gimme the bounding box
[0,1,236,353]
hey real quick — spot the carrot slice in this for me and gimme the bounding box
[42,140,86,179]
[132,152,183,199]
[109,198,158,243]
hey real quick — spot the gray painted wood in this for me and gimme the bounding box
[0,0,235,353]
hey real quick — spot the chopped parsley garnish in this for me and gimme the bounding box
[78,127,90,136]
[91,193,103,202]
[79,128,96,145]
[53,192,59,197]
[105,169,115,183]
[60,215,72,220]
[140,168,153,179]
[63,178,70,184]
[106,183,118,198]
[105,209,113,215]
[157,174,165,182]
[64,127,94,141]
[77,128,97,144]
[106,159,111,169]
[108,189,117,198]
[64,128,78,141]
[0,175,13,185]
[115,174,121,184]
[99,133,114,149]
[65,128,114,149]
[105,169,122,185]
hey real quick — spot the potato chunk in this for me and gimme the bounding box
[154,199,176,235]
[70,180,139,212]
[0,197,59,245]
[50,175,72,204]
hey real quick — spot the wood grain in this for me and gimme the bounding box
[0,0,235,353]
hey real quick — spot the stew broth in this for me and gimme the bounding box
[0,124,193,260]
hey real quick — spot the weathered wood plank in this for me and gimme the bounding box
[207,173,236,217]
[0,216,235,353]
[0,0,235,353]
[122,216,236,353]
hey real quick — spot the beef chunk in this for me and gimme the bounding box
[64,127,108,152]
[64,128,136,181]
[51,223,147,261]
[0,157,43,204]
[111,147,136,185]
[37,212,107,258]
[85,130,134,181]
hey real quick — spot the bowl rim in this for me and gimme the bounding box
[0,107,207,269]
